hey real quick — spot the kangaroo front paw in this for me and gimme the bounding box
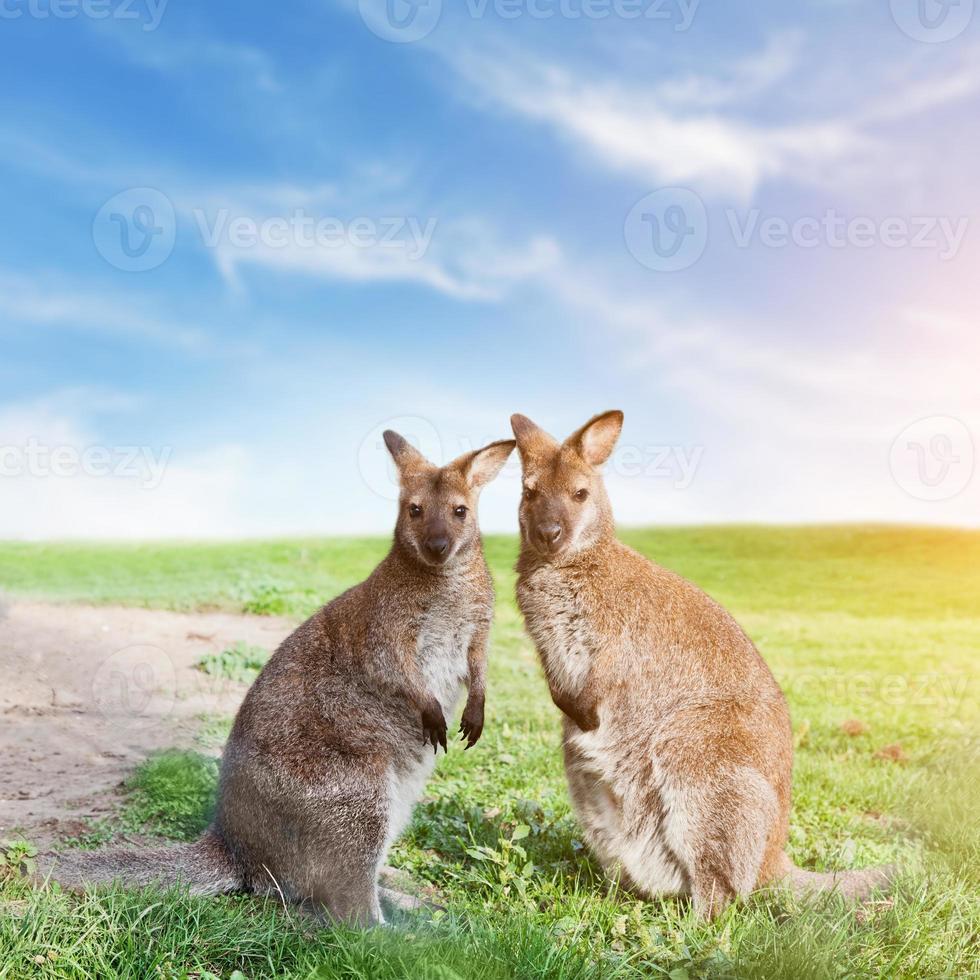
[459,697,484,749]
[421,701,448,753]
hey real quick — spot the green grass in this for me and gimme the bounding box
[198,642,271,685]
[123,751,220,842]
[3,525,977,620]
[1,526,978,979]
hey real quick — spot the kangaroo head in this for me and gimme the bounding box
[510,410,624,560]
[384,430,515,569]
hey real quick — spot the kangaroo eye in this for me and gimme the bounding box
[523,487,536,501]
[454,505,468,519]
[574,489,589,502]
[409,504,422,518]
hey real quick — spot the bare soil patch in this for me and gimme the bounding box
[0,599,294,848]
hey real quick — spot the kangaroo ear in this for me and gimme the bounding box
[510,413,559,462]
[565,411,624,467]
[455,439,516,489]
[383,430,429,478]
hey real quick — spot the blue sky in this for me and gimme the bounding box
[1,0,977,537]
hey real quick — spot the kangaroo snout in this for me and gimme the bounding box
[535,522,563,552]
[423,533,451,562]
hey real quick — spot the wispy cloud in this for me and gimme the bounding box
[90,23,282,93]
[0,116,561,304]
[0,390,252,539]
[440,42,870,198]
[651,31,803,111]
[203,209,562,301]
[433,33,980,199]
[0,270,215,353]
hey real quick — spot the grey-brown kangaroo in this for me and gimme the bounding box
[511,410,893,919]
[54,431,515,925]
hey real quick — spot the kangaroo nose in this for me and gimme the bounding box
[425,535,449,558]
[539,523,562,547]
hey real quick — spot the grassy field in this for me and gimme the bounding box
[1,526,978,979]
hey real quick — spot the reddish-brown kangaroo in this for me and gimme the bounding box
[53,431,515,925]
[511,410,893,919]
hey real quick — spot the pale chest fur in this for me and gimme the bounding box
[518,565,597,697]
[416,590,485,711]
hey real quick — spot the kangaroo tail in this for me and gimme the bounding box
[776,853,897,902]
[47,828,242,897]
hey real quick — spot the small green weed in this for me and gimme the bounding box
[0,839,37,880]
[197,641,270,683]
[235,577,318,616]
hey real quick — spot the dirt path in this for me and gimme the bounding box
[0,598,295,848]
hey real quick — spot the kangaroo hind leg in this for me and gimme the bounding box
[684,770,777,921]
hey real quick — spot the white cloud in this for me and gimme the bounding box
[208,220,561,302]
[651,31,803,111]
[184,182,564,300]
[550,270,980,526]
[0,386,528,539]
[435,34,980,199]
[442,44,871,199]
[0,392,250,539]
[0,115,562,305]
